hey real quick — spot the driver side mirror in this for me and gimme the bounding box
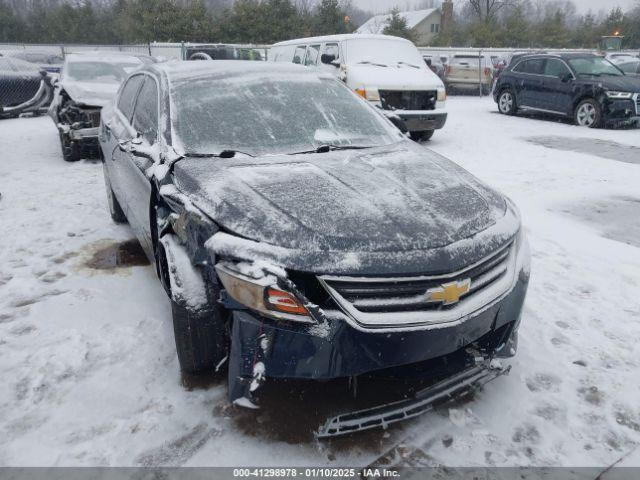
[321,53,339,67]
[119,136,155,161]
[560,72,573,83]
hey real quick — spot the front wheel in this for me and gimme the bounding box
[574,99,602,128]
[410,130,434,142]
[498,90,517,115]
[60,132,81,162]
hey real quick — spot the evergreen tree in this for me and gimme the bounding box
[313,0,352,36]
[382,8,415,42]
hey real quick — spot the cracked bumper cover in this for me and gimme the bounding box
[227,269,528,404]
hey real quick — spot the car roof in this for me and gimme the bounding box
[148,60,328,84]
[65,52,148,63]
[272,33,413,47]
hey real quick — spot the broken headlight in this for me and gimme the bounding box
[215,262,314,324]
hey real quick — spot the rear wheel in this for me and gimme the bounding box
[498,90,517,115]
[410,130,435,142]
[574,99,602,128]
[103,166,127,224]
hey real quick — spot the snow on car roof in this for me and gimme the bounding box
[158,60,330,83]
[65,53,145,64]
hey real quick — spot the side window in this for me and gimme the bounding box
[132,77,159,145]
[117,75,144,122]
[293,46,306,64]
[304,45,321,66]
[544,59,571,77]
[515,59,545,75]
[323,43,340,63]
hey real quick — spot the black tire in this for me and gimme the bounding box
[156,240,228,375]
[103,166,127,224]
[60,132,81,162]
[171,299,228,375]
[410,130,435,142]
[574,98,602,128]
[497,89,517,115]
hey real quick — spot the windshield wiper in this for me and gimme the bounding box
[288,145,376,155]
[357,61,388,68]
[187,150,255,159]
[397,61,420,69]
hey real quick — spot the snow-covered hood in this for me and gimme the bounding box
[60,80,120,107]
[173,142,518,275]
[345,64,443,90]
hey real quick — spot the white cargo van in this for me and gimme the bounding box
[270,34,447,141]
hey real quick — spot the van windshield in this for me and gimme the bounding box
[171,72,402,157]
[345,38,425,68]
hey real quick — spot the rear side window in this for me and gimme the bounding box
[544,59,571,77]
[514,59,545,75]
[323,43,340,62]
[293,46,306,64]
[133,77,159,145]
[117,75,144,122]
[304,45,321,66]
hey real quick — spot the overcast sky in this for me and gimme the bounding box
[352,0,638,14]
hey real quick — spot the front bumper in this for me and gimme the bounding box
[603,96,640,126]
[227,268,528,403]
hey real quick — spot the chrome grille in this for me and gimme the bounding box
[635,94,639,115]
[88,110,102,128]
[319,242,516,330]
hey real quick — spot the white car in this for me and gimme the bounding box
[270,34,447,142]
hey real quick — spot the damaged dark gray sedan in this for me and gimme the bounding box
[99,61,531,437]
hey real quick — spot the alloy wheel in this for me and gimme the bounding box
[576,103,596,127]
[499,92,513,113]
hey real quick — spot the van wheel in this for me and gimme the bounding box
[498,90,517,115]
[410,130,434,142]
[574,99,602,128]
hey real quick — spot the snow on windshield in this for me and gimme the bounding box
[345,38,425,68]
[66,61,141,84]
[170,72,401,156]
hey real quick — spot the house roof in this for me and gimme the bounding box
[356,9,439,35]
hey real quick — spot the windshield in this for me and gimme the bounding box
[619,61,640,74]
[171,73,402,156]
[568,57,623,77]
[66,60,141,83]
[345,38,425,68]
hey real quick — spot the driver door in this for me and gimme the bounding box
[119,75,160,256]
[540,58,575,114]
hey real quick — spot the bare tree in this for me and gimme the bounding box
[467,0,514,21]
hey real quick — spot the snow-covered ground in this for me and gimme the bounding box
[0,97,639,468]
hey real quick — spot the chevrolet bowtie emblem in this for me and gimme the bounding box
[426,279,472,306]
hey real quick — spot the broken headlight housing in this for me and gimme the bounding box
[215,262,314,324]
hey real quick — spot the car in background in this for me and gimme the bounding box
[99,60,530,436]
[185,44,264,61]
[445,53,494,95]
[0,56,53,119]
[617,59,640,76]
[271,34,448,142]
[423,54,446,80]
[494,53,640,128]
[6,50,64,74]
[606,52,639,65]
[48,52,149,161]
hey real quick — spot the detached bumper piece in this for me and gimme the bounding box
[316,357,510,439]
